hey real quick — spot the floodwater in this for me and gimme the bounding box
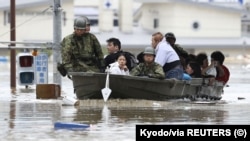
[0,61,250,141]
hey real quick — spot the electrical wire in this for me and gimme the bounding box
[0,6,51,37]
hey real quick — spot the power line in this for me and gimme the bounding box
[0,6,51,37]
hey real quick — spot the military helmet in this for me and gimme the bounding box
[165,32,176,39]
[82,16,90,25]
[143,47,155,55]
[74,17,87,29]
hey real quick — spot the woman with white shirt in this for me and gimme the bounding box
[109,53,130,75]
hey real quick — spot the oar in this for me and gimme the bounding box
[101,68,112,102]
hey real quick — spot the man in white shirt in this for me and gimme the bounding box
[151,32,183,80]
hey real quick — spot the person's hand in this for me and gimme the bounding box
[122,65,128,71]
[148,73,153,77]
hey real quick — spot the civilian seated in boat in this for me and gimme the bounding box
[151,32,183,80]
[183,61,202,80]
[208,51,230,85]
[195,52,220,85]
[196,52,209,75]
[109,53,129,75]
[201,51,230,86]
[104,37,137,71]
[203,57,217,78]
[130,47,165,79]
[185,54,197,66]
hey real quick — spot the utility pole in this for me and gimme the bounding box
[53,0,62,86]
[10,0,16,88]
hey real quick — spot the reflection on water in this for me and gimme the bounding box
[0,62,250,140]
[74,105,227,124]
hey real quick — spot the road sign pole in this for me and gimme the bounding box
[53,0,62,86]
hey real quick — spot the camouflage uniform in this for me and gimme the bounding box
[130,62,165,79]
[61,32,105,72]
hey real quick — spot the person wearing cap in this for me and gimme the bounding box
[130,47,165,79]
[82,16,91,33]
[165,32,188,69]
[60,16,105,74]
[151,32,183,80]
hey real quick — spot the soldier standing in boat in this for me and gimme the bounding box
[60,16,105,74]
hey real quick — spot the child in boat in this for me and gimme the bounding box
[109,53,130,75]
[130,47,165,79]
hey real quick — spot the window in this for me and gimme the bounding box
[63,11,66,26]
[247,25,250,33]
[3,11,10,25]
[153,18,159,29]
[192,21,200,30]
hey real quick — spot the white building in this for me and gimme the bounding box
[0,0,73,42]
[0,0,249,61]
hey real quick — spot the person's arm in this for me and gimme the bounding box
[61,36,74,71]
[202,60,216,76]
[215,62,225,77]
[91,34,105,70]
[121,65,129,75]
[149,64,165,79]
[130,64,143,76]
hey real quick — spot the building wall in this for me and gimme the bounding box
[0,0,74,42]
[140,2,241,38]
[119,0,133,33]
[0,10,10,41]
[74,0,101,7]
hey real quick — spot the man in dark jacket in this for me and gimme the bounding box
[104,37,137,71]
[165,32,189,69]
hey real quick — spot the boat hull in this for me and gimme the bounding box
[69,72,224,101]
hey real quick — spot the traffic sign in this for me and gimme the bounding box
[35,53,48,84]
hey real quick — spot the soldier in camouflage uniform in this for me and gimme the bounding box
[60,16,105,73]
[165,32,189,69]
[130,47,165,79]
